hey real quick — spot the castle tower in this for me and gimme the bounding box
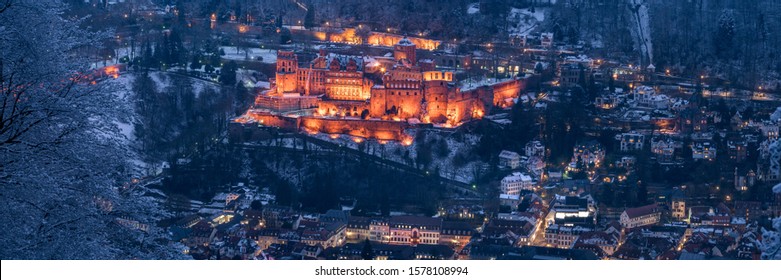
[275,50,298,95]
[394,37,417,64]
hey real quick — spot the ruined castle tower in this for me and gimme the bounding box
[275,50,298,95]
[393,37,417,64]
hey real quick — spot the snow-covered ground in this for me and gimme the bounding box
[251,128,488,185]
[507,7,547,36]
[459,77,517,91]
[311,130,486,184]
[627,0,653,64]
[467,3,480,14]
[102,72,221,177]
[220,46,277,63]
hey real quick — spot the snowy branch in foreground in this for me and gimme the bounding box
[761,183,781,260]
[0,0,183,259]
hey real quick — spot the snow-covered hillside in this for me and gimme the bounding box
[507,7,547,36]
[103,72,223,177]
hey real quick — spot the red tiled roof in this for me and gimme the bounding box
[624,204,659,219]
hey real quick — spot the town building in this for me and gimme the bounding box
[540,32,554,48]
[558,63,583,87]
[620,204,661,229]
[618,131,645,152]
[651,137,682,163]
[727,140,748,162]
[500,172,534,196]
[572,230,621,258]
[439,221,475,250]
[498,150,521,169]
[548,196,597,226]
[670,189,687,221]
[692,142,717,160]
[378,216,442,246]
[525,140,545,158]
[570,140,605,170]
[345,216,372,241]
[631,86,670,109]
[545,224,593,249]
[484,218,537,247]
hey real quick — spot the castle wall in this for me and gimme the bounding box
[276,72,298,94]
[254,92,320,112]
[423,80,451,123]
[276,51,299,94]
[325,71,369,101]
[384,88,424,119]
[231,111,412,143]
[491,79,526,107]
[289,29,440,50]
[369,87,388,117]
[316,100,371,118]
[295,68,327,95]
[245,111,300,130]
[300,117,411,141]
[446,90,485,124]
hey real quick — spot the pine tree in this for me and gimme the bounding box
[190,54,202,70]
[361,239,374,260]
[304,3,315,29]
[220,61,238,85]
[714,9,735,59]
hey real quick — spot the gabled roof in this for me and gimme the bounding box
[389,216,442,228]
[624,204,659,219]
[499,150,521,159]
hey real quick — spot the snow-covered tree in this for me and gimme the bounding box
[714,9,736,58]
[1,0,184,259]
[761,184,781,260]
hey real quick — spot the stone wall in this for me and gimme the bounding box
[316,100,371,118]
[230,111,412,143]
[290,28,440,50]
[300,117,411,141]
[491,79,526,107]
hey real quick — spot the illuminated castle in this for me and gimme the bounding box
[264,38,492,126]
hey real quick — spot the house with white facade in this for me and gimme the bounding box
[498,150,521,169]
[620,204,661,229]
[501,172,534,196]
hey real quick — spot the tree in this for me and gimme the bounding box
[355,24,372,44]
[250,200,264,211]
[714,9,735,59]
[142,40,154,69]
[190,54,202,70]
[0,0,183,259]
[279,28,292,44]
[220,61,238,85]
[304,3,315,29]
[761,184,781,260]
[361,239,374,260]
